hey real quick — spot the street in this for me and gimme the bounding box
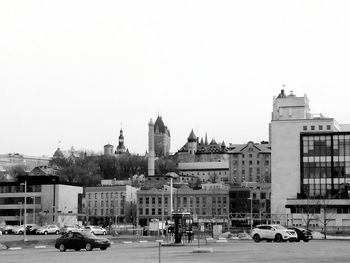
[1,240,350,263]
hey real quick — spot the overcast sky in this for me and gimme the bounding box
[1,0,350,157]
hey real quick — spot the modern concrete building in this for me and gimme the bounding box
[270,89,350,226]
[0,176,83,226]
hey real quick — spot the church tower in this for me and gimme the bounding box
[115,128,126,155]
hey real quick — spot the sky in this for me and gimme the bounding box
[1,0,350,157]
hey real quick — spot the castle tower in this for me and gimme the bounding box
[104,144,114,156]
[187,129,197,155]
[148,119,155,176]
[153,116,171,157]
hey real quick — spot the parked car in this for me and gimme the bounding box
[60,225,83,234]
[84,226,107,235]
[251,224,298,242]
[13,225,25,235]
[0,225,14,235]
[36,224,60,235]
[26,224,40,235]
[287,227,313,242]
[55,231,111,252]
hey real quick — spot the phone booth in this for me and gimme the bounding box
[172,212,192,244]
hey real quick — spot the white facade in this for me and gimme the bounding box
[270,90,346,219]
[178,161,229,183]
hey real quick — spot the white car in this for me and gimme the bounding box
[251,224,297,242]
[84,226,107,235]
[36,224,60,235]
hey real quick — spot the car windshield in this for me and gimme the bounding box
[81,231,97,238]
[273,225,286,230]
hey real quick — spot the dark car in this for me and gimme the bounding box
[26,224,40,235]
[288,227,313,242]
[55,231,111,252]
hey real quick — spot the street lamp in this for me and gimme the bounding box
[20,181,28,242]
[248,197,253,231]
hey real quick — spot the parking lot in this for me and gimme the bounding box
[1,239,350,263]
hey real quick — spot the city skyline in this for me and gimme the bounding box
[1,1,350,156]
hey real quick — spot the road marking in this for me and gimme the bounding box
[122,241,133,244]
[34,246,47,249]
[9,247,22,250]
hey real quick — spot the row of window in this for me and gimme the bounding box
[87,200,124,208]
[138,207,227,216]
[87,192,125,199]
[303,125,332,131]
[232,160,270,165]
[0,185,41,193]
[88,208,124,216]
[232,167,270,175]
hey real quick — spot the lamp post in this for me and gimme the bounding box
[20,181,28,242]
[18,202,22,225]
[248,196,253,231]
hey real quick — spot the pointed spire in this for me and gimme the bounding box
[200,137,204,144]
[188,129,197,142]
[205,132,208,145]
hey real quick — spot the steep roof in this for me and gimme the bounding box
[187,129,197,142]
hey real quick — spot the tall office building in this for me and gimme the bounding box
[270,89,350,225]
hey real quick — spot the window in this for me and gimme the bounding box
[242,169,245,175]
[260,192,266,199]
[152,208,156,215]
[242,160,245,165]
[265,160,269,165]
[257,160,260,165]
[152,197,156,204]
[327,125,331,130]
[145,197,149,204]
[249,154,252,158]
[249,160,252,165]
[311,125,315,131]
[319,125,323,130]
[303,126,307,131]
[242,154,245,158]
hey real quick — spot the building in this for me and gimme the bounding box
[103,128,129,157]
[0,153,51,173]
[270,89,350,226]
[153,116,171,157]
[178,161,230,183]
[85,185,137,226]
[229,184,271,227]
[0,176,83,226]
[228,141,271,187]
[136,185,229,226]
[176,130,229,163]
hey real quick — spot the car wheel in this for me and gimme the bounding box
[289,239,294,242]
[19,231,23,235]
[100,247,107,251]
[103,231,106,235]
[274,234,283,242]
[55,230,59,235]
[4,231,8,235]
[59,244,66,252]
[253,234,260,243]
[44,231,48,235]
[75,248,80,251]
[85,242,92,251]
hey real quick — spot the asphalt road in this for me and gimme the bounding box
[1,240,349,263]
